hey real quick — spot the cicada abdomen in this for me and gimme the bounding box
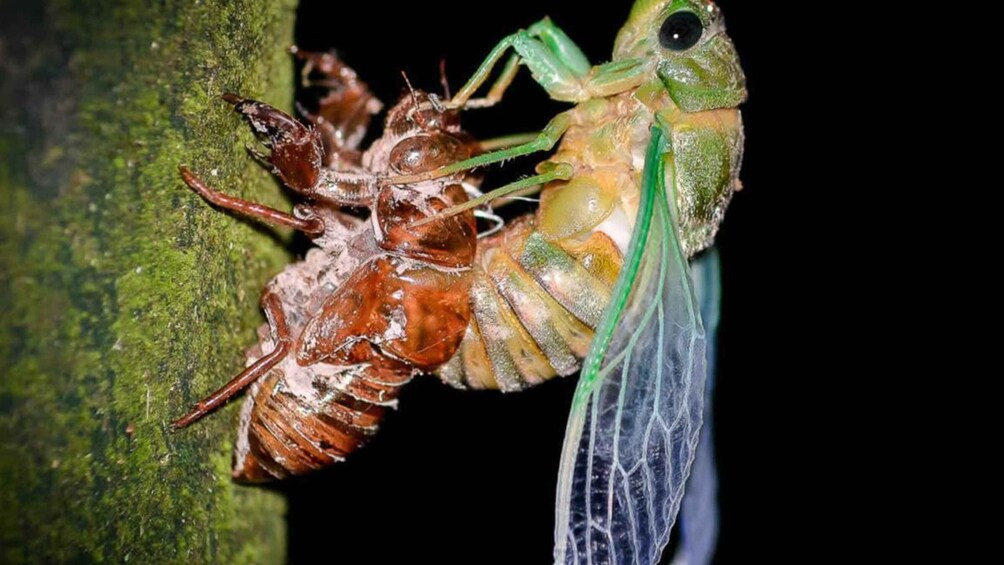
[233,239,475,481]
[437,215,623,391]
[435,95,651,392]
[173,53,479,482]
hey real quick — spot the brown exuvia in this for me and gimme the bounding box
[173,51,478,482]
[174,51,624,483]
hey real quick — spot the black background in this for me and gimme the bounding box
[282,1,821,563]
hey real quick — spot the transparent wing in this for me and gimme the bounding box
[554,127,708,565]
[673,250,721,565]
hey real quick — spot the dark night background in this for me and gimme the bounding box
[281,0,820,563]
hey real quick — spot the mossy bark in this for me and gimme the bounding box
[0,0,297,562]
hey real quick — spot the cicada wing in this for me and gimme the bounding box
[674,250,721,565]
[554,128,708,565]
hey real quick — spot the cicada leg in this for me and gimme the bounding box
[383,111,573,186]
[223,94,324,193]
[450,17,592,108]
[448,18,646,109]
[171,291,292,429]
[178,166,325,237]
[291,48,382,165]
[476,132,540,152]
[224,94,379,207]
[411,162,573,227]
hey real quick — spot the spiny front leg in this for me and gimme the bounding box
[226,94,378,207]
[224,94,324,195]
[450,17,593,108]
[448,18,647,109]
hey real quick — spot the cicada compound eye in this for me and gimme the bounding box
[389,133,468,175]
[658,11,704,51]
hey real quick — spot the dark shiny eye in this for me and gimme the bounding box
[659,12,704,51]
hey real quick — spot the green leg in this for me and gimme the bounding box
[451,18,593,107]
[526,17,590,76]
[413,163,573,226]
[385,111,573,185]
[586,58,649,97]
[460,54,521,110]
[478,132,540,152]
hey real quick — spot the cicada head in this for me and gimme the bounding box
[384,89,461,137]
[614,0,746,113]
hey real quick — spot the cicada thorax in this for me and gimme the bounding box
[232,91,479,482]
[436,87,743,391]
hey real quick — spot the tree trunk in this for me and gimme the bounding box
[1,0,296,561]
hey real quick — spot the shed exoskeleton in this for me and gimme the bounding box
[173,53,478,482]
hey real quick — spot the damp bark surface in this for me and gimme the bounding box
[0,0,297,562]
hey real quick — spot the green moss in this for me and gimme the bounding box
[1,0,297,562]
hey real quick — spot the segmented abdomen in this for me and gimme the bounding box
[437,217,623,391]
[233,359,410,482]
[233,241,473,483]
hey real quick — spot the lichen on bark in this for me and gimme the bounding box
[1,0,298,562]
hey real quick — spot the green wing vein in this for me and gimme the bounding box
[554,127,708,565]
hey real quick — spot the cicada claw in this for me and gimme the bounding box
[222,94,324,193]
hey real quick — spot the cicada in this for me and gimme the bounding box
[172,52,485,480]
[174,0,746,561]
[376,1,747,562]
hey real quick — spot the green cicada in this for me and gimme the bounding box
[172,0,745,561]
[384,1,747,562]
